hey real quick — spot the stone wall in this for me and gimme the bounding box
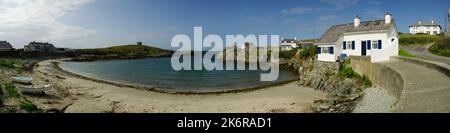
[349,56,404,99]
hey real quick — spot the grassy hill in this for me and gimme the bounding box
[72,44,173,61]
[399,34,443,45]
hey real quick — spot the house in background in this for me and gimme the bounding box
[315,13,399,63]
[24,41,57,53]
[409,20,443,35]
[280,38,298,51]
[0,41,14,51]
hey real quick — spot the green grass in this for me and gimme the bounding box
[0,58,23,69]
[338,59,372,87]
[399,34,443,45]
[429,37,450,57]
[19,99,41,113]
[5,82,20,98]
[399,49,417,58]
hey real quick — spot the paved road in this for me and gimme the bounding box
[382,59,450,112]
[401,44,450,64]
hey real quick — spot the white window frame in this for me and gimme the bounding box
[347,41,352,50]
[322,47,329,53]
[372,40,378,49]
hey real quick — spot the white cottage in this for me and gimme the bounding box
[409,20,443,35]
[280,38,298,51]
[315,13,399,63]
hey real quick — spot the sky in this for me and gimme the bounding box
[0,0,449,50]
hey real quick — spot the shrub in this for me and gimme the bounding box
[361,76,372,87]
[299,46,317,59]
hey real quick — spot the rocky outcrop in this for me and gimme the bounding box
[297,60,363,97]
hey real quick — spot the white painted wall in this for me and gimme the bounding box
[409,25,442,35]
[317,44,336,62]
[318,28,398,62]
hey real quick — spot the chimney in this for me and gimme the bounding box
[419,20,422,24]
[354,15,361,27]
[431,19,434,24]
[385,12,392,24]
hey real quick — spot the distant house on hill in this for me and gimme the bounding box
[409,20,443,35]
[24,41,57,53]
[315,13,399,63]
[0,41,14,51]
[280,38,298,51]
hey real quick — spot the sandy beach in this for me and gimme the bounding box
[25,60,326,113]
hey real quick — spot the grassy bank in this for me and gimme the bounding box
[0,58,23,69]
[399,49,417,58]
[429,37,450,57]
[399,34,442,45]
[72,45,173,61]
[0,80,41,113]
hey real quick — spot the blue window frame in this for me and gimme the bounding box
[367,40,371,50]
[317,47,321,54]
[378,40,382,49]
[352,41,355,50]
[343,41,346,50]
[329,47,334,54]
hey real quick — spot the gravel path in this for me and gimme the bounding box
[353,88,397,113]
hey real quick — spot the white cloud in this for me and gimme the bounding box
[281,7,312,15]
[0,0,96,47]
[320,0,359,10]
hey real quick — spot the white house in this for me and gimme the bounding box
[409,20,443,35]
[280,38,298,51]
[315,13,399,63]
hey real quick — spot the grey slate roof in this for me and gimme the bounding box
[0,41,13,49]
[409,21,440,27]
[282,39,296,43]
[316,19,394,44]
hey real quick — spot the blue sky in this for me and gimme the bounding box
[0,0,448,49]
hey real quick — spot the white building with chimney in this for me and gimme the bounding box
[280,38,298,51]
[315,13,399,63]
[409,20,443,35]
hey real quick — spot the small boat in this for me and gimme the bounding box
[11,76,33,84]
[19,84,51,95]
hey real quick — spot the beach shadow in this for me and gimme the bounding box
[25,94,62,100]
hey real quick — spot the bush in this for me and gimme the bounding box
[299,46,317,59]
[338,59,372,87]
[429,37,450,57]
[279,49,298,59]
[361,76,372,87]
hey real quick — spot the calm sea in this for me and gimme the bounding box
[60,57,297,92]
